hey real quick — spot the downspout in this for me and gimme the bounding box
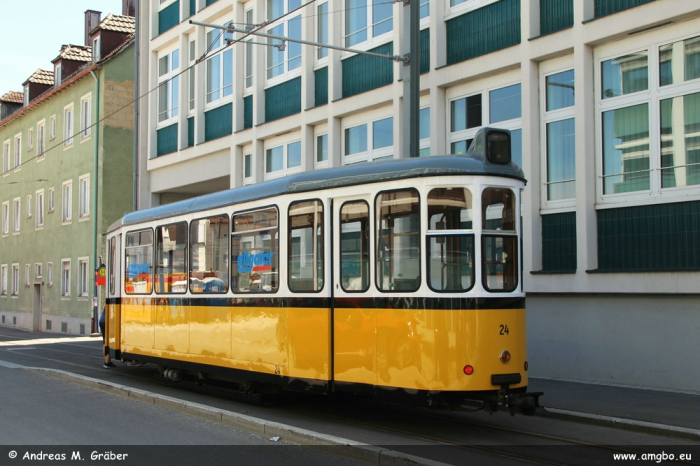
[133,0,140,211]
[90,69,100,333]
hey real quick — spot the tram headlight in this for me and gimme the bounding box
[500,350,511,364]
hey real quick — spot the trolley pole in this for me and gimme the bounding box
[401,0,420,158]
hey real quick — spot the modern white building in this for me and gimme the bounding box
[138,0,700,392]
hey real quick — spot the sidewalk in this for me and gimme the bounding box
[529,377,700,440]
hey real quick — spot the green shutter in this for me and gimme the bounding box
[205,0,218,7]
[540,0,573,35]
[446,0,520,65]
[187,117,194,148]
[315,67,328,107]
[189,0,196,16]
[597,201,700,271]
[594,0,655,18]
[243,96,253,130]
[420,29,430,74]
[158,0,180,36]
[265,78,302,122]
[542,212,577,272]
[342,43,394,98]
[157,123,178,157]
[204,103,232,142]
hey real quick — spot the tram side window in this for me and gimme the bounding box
[288,200,324,292]
[190,215,229,293]
[482,188,518,292]
[109,237,116,295]
[427,188,474,292]
[340,201,369,292]
[376,189,420,292]
[232,207,279,293]
[155,222,188,294]
[124,229,153,294]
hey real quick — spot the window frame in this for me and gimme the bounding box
[49,115,56,140]
[265,0,302,83]
[64,104,74,147]
[124,228,155,295]
[155,221,189,295]
[37,120,46,159]
[78,174,90,219]
[27,128,33,150]
[1,202,8,235]
[80,93,92,140]
[26,195,32,218]
[62,180,72,223]
[0,265,7,296]
[595,30,700,206]
[61,259,71,298]
[48,188,55,212]
[288,199,325,293]
[2,140,9,173]
[204,24,233,106]
[342,112,395,165]
[13,197,20,233]
[36,190,44,228]
[157,46,180,124]
[47,262,53,287]
[343,0,394,50]
[14,134,21,169]
[11,263,19,296]
[78,257,89,298]
[264,139,302,180]
[231,205,280,294]
[189,214,230,294]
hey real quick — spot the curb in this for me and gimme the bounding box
[545,408,700,442]
[27,367,449,466]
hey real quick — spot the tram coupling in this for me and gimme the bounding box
[497,388,547,417]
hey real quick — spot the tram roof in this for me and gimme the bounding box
[108,154,525,233]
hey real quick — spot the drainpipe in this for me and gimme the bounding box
[90,69,100,333]
[133,0,139,211]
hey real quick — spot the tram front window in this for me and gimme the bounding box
[481,187,518,292]
[340,201,369,292]
[376,189,420,292]
[427,188,474,292]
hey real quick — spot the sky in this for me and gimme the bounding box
[0,0,124,94]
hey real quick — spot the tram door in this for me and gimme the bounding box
[332,196,376,390]
[106,234,122,355]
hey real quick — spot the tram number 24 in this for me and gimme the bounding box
[499,325,510,335]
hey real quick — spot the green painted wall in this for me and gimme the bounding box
[0,43,134,334]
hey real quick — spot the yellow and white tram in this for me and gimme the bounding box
[104,128,542,415]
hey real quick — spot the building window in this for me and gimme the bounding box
[25,264,30,287]
[205,26,232,104]
[158,48,180,122]
[244,8,254,88]
[0,265,7,296]
[598,35,700,201]
[419,107,430,156]
[265,141,301,180]
[343,116,393,164]
[243,153,252,185]
[449,80,523,166]
[49,116,56,140]
[316,133,328,164]
[317,2,328,59]
[81,95,91,139]
[93,36,101,62]
[37,122,45,158]
[266,0,301,80]
[55,64,62,86]
[48,188,55,212]
[62,181,72,222]
[26,195,32,218]
[36,191,44,227]
[47,263,53,287]
[3,140,9,173]
[189,39,196,111]
[13,198,20,233]
[79,175,90,218]
[2,202,8,235]
[344,0,393,47]
[27,128,33,150]
[35,263,42,279]
[12,264,19,296]
[14,135,21,168]
[64,105,74,146]
[542,68,576,203]
[61,260,71,297]
[78,258,89,297]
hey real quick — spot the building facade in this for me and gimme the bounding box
[0,12,135,335]
[138,0,700,392]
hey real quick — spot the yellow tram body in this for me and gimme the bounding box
[105,129,540,413]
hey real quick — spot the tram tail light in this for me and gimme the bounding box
[463,365,474,375]
[500,350,511,364]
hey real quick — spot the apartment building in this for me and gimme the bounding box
[0,8,135,334]
[138,0,700,392]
